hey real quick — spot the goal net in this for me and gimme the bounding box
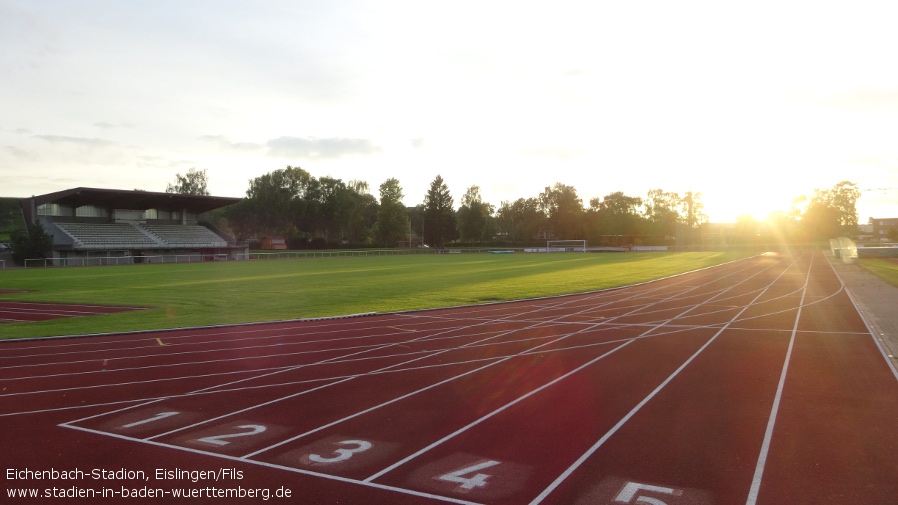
[546,239,587,252]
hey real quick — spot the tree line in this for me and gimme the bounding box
[203,166,863,249]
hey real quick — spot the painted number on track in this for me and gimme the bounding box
[614,482,683,505]
[308,440,373,464]
[197,424,267,446]
[120,411,179,429]
[439,460,501,491]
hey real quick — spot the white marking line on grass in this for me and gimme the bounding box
[58,424,482,505]
[743,252,814,505]
[529,253,804,505]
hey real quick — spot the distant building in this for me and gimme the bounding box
[21,187,245,265]
[261,236,287,250]
[869,217,898,242]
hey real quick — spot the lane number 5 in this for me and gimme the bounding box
[615,482,683,505]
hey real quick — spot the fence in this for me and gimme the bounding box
[22,254,228,268]
[240,248,441,260]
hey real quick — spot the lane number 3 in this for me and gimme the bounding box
[309,440,373,464]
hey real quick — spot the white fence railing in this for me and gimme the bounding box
[23,254,228,268]
[239,249,439,260]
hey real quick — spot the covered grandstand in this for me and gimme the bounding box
[20,187,246,265]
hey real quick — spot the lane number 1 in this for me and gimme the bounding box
[120,411,179,429]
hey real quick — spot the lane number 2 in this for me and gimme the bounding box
[197,424,267,446]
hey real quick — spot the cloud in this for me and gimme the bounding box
[32,135,127,165]
[35,135,117,148]
[94,122,134,131]
[821,87,898,111]
[199,135,264,153]
[522,146,578,161]
[266,136,382,160]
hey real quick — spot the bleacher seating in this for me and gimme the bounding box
[140,224,228,248]
[53,222,229,249]
[55,222,160,248]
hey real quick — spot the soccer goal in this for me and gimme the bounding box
[546,239,587,252]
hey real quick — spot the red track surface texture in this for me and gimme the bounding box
[2,252,897,504]
[0,301,145,322]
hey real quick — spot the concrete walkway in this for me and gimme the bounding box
[827,254,898,368]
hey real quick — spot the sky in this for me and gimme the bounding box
[2,0,897,223]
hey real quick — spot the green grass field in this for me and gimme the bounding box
[860,258,898,288]
[0,252,752,339]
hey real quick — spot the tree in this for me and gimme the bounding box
[375,178,407,246]
[643,189,681,238]
[342,180,378,244]
[10,221,52,265]
[166,168,210,195]
[538,183,584,239]
[226,165,314,239]
[496,198,544,243]
[423,175,458,247]
[798,181,862,241]
[587,191,645,240]
[457,185,495,244]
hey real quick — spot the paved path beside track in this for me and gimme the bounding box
[827,253,898,364]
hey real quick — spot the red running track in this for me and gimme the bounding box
[2,252,897,504]
[0,300,146,322]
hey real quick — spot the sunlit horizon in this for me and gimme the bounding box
[2,1,896,224]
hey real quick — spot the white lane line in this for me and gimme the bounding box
[826,256,898,382]
[6,259,771,418]
[367,256,793,486]
[127,288,646,441]
[529,253,803,505]
[744,252,812,505]
[70,257,738,435]
[235,260,771,460]
[57,423,483,505]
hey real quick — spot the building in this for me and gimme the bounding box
[20,187,246,265]
[869,217,898,242]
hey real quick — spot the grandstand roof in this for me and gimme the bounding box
[26,187,240,214]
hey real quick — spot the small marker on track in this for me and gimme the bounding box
[156,338,167,346]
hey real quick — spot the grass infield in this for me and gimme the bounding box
[0,251,751,340]
[860,258,898,288]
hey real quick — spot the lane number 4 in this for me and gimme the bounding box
[438,460,501,491]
